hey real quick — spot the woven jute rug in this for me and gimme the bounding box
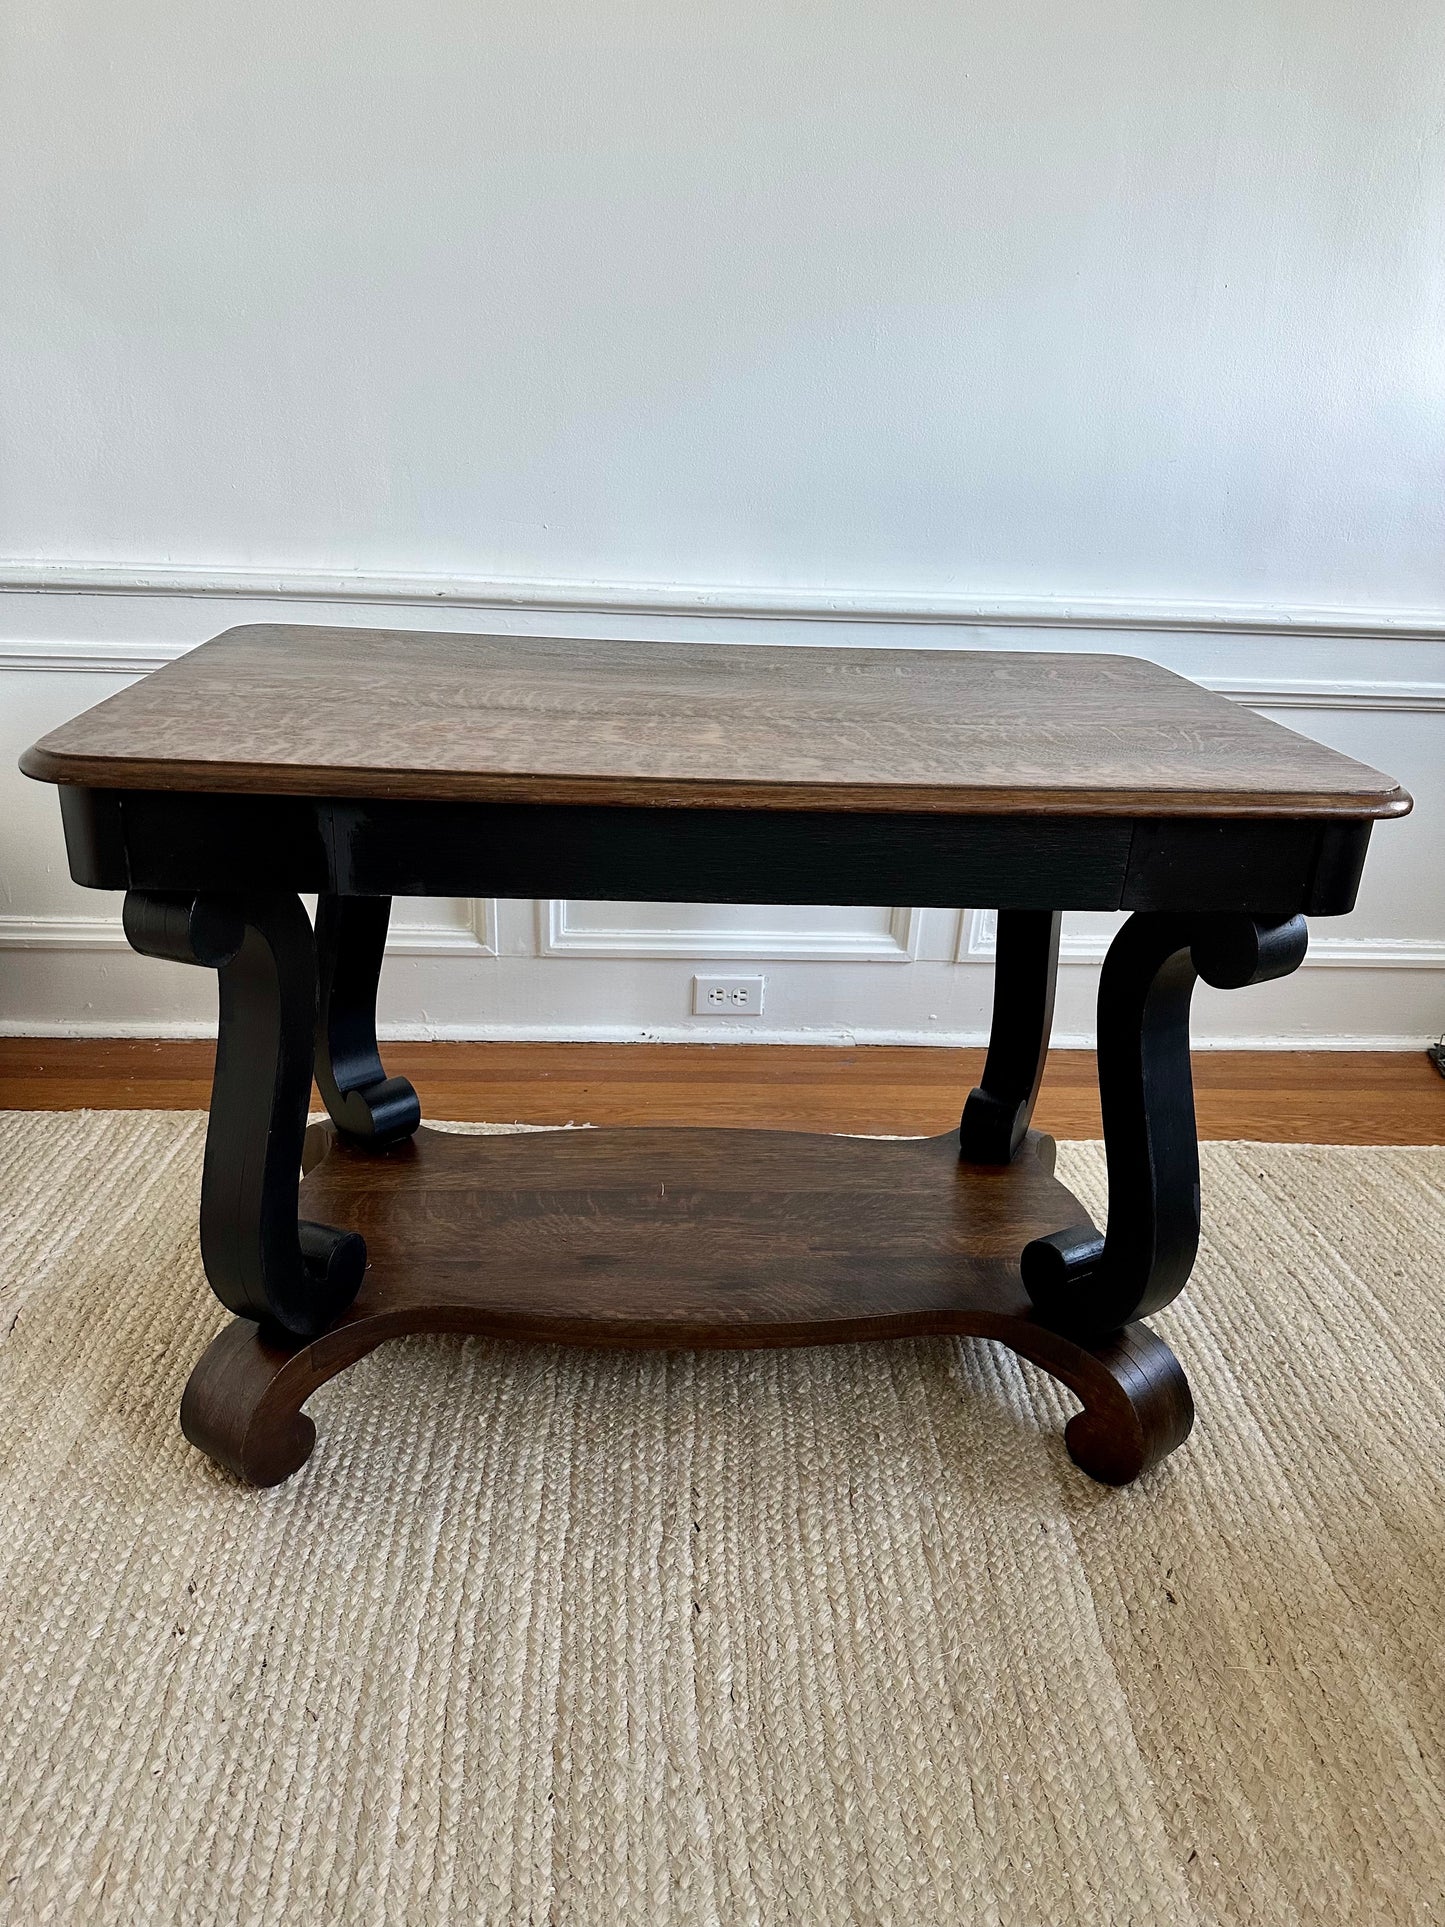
[1,1112,1443,1926]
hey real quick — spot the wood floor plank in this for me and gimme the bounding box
[1,1039,1441,1142]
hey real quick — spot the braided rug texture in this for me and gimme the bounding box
[0,1111,1442,1926]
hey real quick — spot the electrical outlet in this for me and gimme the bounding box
[692,974,765,1016]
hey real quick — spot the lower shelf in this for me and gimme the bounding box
[180,1123,1194,1488]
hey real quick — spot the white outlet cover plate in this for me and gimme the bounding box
[692,974,766,1016]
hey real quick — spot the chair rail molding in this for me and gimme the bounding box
[4,558,1445,644]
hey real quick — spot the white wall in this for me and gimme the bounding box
[2,1,1443,1046]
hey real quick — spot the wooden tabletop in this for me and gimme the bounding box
[20,624,1409,819]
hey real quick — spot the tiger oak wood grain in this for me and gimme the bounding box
[20,625,1408,818]
[299,1123,1073,1344]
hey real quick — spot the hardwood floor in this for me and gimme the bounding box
[1,1039,1442,1142]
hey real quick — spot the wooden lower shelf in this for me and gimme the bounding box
[180,1124,1194,1489]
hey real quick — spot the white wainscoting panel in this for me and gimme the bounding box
[540,901,922,962]
[0,900,497,957]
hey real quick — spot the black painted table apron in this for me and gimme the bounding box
[51,779,1369,1487]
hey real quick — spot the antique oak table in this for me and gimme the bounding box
[22,626,1410,1488]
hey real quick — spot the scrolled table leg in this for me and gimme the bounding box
[1022,911,1307,1336]
[314,894,421,1147]
[960,908,1061,1164]
[123,889,366,1340]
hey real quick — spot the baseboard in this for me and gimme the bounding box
[0,1018,1432,1051]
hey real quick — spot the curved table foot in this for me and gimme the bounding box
[180,1300,1195,1491]
[181,1319,356,1487]
[1054,1324,1194,1486]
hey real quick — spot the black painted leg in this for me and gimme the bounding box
[314,894,421,1147]
[1022,911,1308,1335]
[123,890,366,1339]
[960,909,1061,1163]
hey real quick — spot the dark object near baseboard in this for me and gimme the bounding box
[1429,1041,1445,1079]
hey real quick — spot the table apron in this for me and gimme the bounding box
[60,789,1372,916]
